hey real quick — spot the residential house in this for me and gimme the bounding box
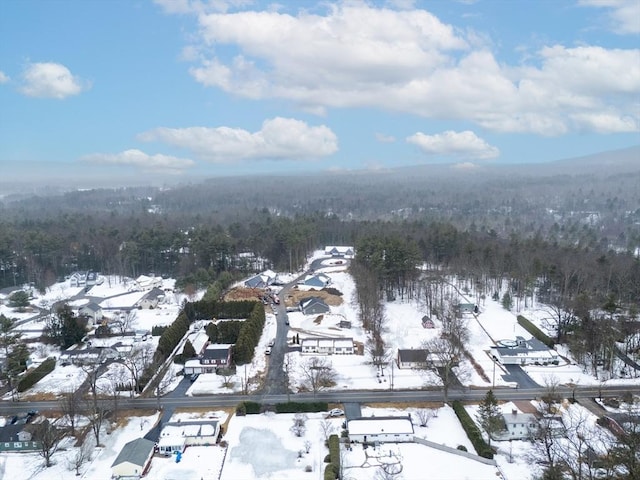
[499,411,538,440]
[0,424,41,452]
[134,275,163,291]
[157,421,220,456]
[301,273,331,289]
[68,271,88,287]
[300,297,330,316]
[136,287,165,309]
[79,302,103,326]
[301,337,354,355]
[59,346,121,365]
[244,270,277,289]
[183,344,233,374]
[396,348,452,369]
[492,336,559,366]
[111,437,155,479]
[86,271,99,287]
[347,416,414,443]
[324,246,355,258]
[397,349,429,369]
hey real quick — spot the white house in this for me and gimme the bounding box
[111,437,155,479]
[499,411,538,440]
[324,246,355,258]
[79,302,103,326]
[347,416,414,443]
[157,421,220,456]
[492,337,559,366]
[134,275,163,291]
[301,337,354,355]
[136,287,165,309]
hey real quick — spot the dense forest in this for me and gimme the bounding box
[0,153,638,320]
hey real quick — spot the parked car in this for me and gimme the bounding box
[329,408,344,417]
[265,347,272,355]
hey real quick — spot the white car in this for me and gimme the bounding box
[329,408,344,417]
[265,347,272,355]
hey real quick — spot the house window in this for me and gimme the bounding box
[4,443,9,447]
[221,359,226,364]
[14,442,21,448]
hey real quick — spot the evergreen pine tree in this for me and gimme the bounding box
[477,389,503,449]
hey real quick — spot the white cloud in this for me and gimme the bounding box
[0,71,9,84]
[579,0,640,34]
[407,130,499,159]
[83,149,194,173]
[154,0,251,15]
[375,133,396,143]
[138,117,338,162]
[172,3,639,135]
[20,62,89,99]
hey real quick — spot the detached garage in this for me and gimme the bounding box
[111,437,155,479]
[347,416,414,444]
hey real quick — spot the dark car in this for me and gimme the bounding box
[190,373,199,382]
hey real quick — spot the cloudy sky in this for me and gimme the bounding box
[0,0,638,180]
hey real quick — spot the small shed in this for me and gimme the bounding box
[111,437,155,479]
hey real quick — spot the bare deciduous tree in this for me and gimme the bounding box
[415,409,435,428]
[59,389,81,436]
[33,419,64,468]
[290,413,307,437]
[299,356,337,396]
[319,418,335,441]
[67,439,92,476]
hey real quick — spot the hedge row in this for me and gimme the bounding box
[517,315,554,348]
[275,402,329,413]
[236,401,262,415]
[324,464,336,480]
[451,400,493,459]
[232,302,266,365]
[17,357,56,392]
[183,299,258,321]
[328,434,340,477]
[157,312,191,359]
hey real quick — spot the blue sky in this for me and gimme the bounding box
[0,0,638,182]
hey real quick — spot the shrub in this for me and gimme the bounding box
[237,401,261,415]
[324,454,331,463]
[235,403,246,416]
[17,357,56,392]
[457,445,468,452]
[305,465,312,472]
[324,464,336,480]
[452,401,493,459]
[517,315,554,348]
[328,434,340,475]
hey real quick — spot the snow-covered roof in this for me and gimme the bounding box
[347,417,414,436]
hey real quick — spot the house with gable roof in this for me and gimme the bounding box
[111,437,155,479]
[183,344,233,374]
[301,273,332,289]
[300,297,330,315]
[324,246,355,258]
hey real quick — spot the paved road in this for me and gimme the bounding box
[261,255,347,395]
[3,384,639,416]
